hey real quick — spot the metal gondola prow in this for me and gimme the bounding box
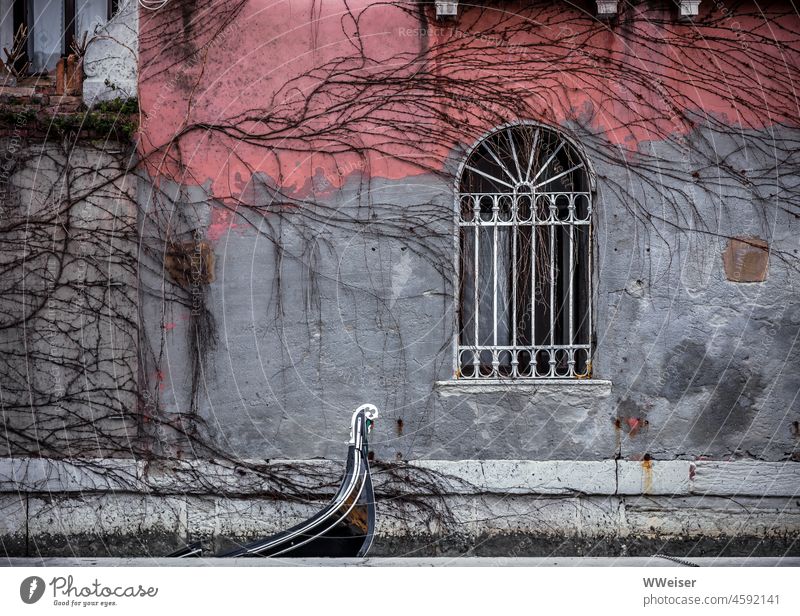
[350,403,379,447]
[351,404,378,557]
[168,404,379,559]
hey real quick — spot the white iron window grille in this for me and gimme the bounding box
[456,124,593,379]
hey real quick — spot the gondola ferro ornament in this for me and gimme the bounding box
[169,404,378,558]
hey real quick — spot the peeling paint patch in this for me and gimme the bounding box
[616,398,650,437]
[723,237,769,282]
[625,417,649,437]
[165,240,216,286]
[207,208,240,242]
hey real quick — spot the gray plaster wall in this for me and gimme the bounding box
[142,122,800,463]
[0,121,797,556]
[82,0,139,103]
[0,137,139,456]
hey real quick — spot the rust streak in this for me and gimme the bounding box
[642,455,653,494]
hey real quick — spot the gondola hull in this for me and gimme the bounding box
[220,441,375,558]
[168,404,378,559]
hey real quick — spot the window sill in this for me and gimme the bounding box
[434,378,613,396]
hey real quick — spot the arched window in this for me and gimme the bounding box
[456,124,593,379]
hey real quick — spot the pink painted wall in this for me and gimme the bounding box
[137,0,800,202]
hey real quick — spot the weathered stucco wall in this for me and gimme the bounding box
[0,0,798,557]
[130,0,800,464]
[0,137,139,457]
[83,0,140,102]
[137,122,800,463]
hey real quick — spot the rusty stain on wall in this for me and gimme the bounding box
[642,455,653,494]
[722,236,769,282]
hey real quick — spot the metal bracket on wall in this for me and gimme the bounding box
[596,1,619,19]
[435,1,458,19]
[679,0,702,19]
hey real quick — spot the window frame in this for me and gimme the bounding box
[451,121,597,380]
[7,0,118,75]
